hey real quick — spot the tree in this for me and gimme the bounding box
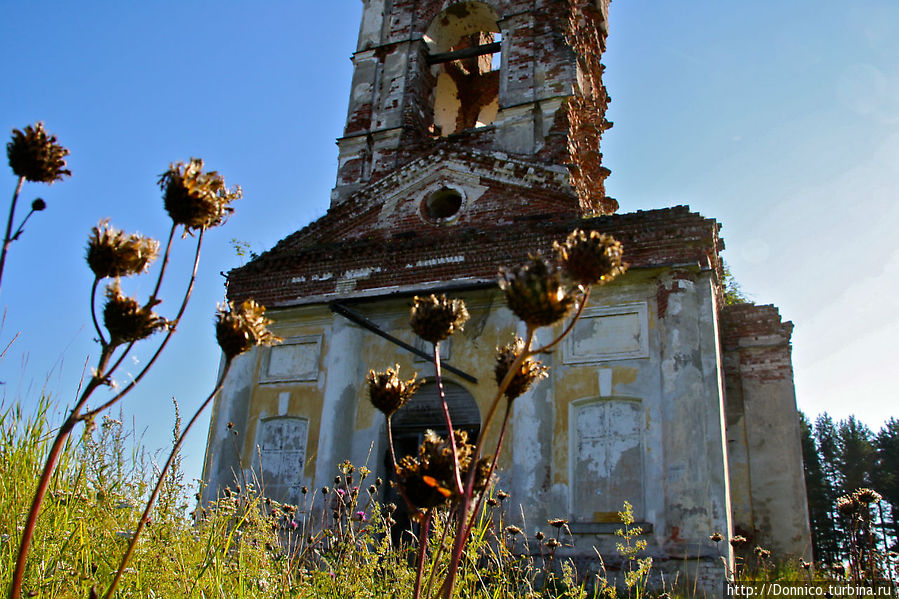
[801,412,839,562]
[873,418,899,551]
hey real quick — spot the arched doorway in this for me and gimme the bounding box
[385,380,480,543]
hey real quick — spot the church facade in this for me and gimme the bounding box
[202,0,811,576]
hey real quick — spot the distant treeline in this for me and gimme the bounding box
[801,413,898,563]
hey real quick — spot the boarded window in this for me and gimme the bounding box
[257,416,308,503]
[570,399,644,522]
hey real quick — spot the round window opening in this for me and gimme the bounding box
[423,188,463,222]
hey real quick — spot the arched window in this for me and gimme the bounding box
[424,2,502,136]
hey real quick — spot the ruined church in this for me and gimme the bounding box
[202,0,811,575]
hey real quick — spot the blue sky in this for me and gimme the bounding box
[2,1,897,485]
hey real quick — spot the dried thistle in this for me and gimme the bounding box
[853,488,882,504]
[547,518,568,529]
[7,122,71,183]
[554,229,627,286]
[410,294,469,344]
[836,495,857,516]
[753,546,771,560]
[86,220,160,279]
[215,299,280,360]
[396,429,486,510]
[103,281,168,345]
[494,336,548,401]
[709,532,723,543]
[505,525,523,536]
[498,254,576,327]
[158,158,241,231]
[730,534,749,548]
[367,364,423,417]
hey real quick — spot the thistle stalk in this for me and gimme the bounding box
[0,176,25,294]
[432,341,464,496]
[412,508,434,599]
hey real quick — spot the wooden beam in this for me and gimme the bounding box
[427,41,501,66]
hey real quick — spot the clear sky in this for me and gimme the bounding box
[2,1,897,486]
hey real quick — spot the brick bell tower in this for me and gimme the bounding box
[332,0,617,217]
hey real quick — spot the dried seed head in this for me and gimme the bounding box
[215,299,280,360]
[709,532,723,543]
[158,158,241,231]
[753,546,771,560]
[836,495,857,516]
[853,488,882,504]
[486,497,499,507]
[547,518,568,529]
[554,229,627,286]
[730,535,748,547]
[535,531,545,541]
[367,364,423,417]
[496,490,510,501]
[396,429,485,510]
[87,220,160,279]
[505,525,523,536]
[494,336,548,401]
[409,294,469,344]
[7,122,71,183]
[31,198,46,211]
[544,538,561,548]
[498,254,576,327]
[103,281,168,345]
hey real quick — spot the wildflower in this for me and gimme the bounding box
[498,254,576,327]
[505,525,523,536]
[103,281,168,345]
[158,158,241,231]
[7,122,71,183]
[355,511,367,522]
[86,220,160,279]
[367,364,423,417]
[215,299,280,360]
[339,461,355,475]
[545,538,561,548]
[321,487,330,495]
[554,229,626,286]
[709,532,723,543]
[368,484,377,494]
[730,535,748,548]
[853,488,882,504]
[335,475,343,485]
[535,531,545,541]
[410,294,469,344]
[486,498,499,507]
[497,490,510,501]
[547,518,568,529]
[494,336,548,401]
